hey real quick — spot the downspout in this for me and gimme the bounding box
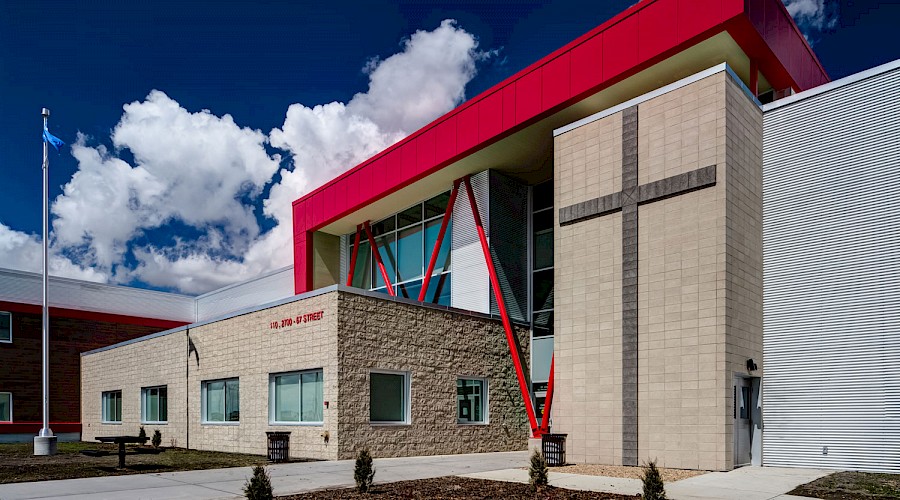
[185,328,190,450]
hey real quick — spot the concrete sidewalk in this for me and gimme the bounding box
[0,451,528,500]
[462,465,832,500]
[0,453,832,500]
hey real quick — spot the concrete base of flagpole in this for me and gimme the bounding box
[34,435,57,456]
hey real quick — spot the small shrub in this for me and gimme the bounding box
[138,426,147,440]
[243,465,273,500]
[641,460,667,500]
[529,448,548,488]
[151,429,162,449]
[354,448,375,493]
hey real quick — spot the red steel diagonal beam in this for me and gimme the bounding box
[346,224,362,286]
[419,180,460,302]
[463,175,539,435]
[540,355,555,433]
[363,221,396,297]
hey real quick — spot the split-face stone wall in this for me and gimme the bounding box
[552,70,763,471]
[336,292,530,459]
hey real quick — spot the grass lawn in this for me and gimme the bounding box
[0,441,272,484]
[789,471,900,500]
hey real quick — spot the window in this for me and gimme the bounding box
[202,378,239,423]
[270,369,323,424]
[457,378,487,424]
[347,192,452,305]
[0,392,11,422]
[141,386,167,423]
[370,371,409,424]
[102,391,122,423]
[0,312,10,343]
[530,180,555,420]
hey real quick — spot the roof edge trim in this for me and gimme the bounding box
[554,63,759,137]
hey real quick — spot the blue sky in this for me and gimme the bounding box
[0,0,896,294]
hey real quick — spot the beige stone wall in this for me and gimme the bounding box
[552,70,763,471]
[335,293,530,459]
[81,331,188,447]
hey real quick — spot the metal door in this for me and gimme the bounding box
[734,377,755,467]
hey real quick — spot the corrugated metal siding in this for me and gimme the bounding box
[451,170,490,313]
[762,66,900,473]
[488,171,528,322]
[195,266,295,322]
[339,234,348,284]
[0,268,195,322]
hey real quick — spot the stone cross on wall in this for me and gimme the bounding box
[558,105,717,466]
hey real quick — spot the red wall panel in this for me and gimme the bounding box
[542,52,571,111]
[603,15,639,82]
[434,117,458,166]
[457,105,479,153]
[515,69,542,125]
[417,128,436,173]
[638,0,677,62]
[678,0,722,43]
[570,33,604,97]
[501,84,517,131]
[478,91,504,143]
[401,143,417,181]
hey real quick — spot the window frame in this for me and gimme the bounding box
[369,369,411,426]
[0,392,11,422]
[201,378,240,425]
[140,385,168,424]
[0,311,11,343]
[456,377,489,425]
[268,368,324,426]
[101,390,122,424]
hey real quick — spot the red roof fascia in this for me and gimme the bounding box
[291,0,827,241]
[0,300,187,329]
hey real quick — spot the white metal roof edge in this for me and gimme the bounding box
[761,58,900,113]
[554,63,759,137]
[194,265,294,300]
[0,267,195,300]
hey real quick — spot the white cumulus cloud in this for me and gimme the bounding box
[2,20,490,295]
[783,0,839,44]
[0,222,107,282]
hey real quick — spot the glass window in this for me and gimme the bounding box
[349,240,372,289]
[532,311,553,337]
[533,268,554,311]
[102,391,122,423]
[457,378,487,424]
[203,379,239,423]
[397,204,423,229]
[271,370,323,424]
[425,191,451,219]
[370,216,395,236]
[426,273,451,306]
[397,225,423,282]
[396,279,422,300]
[424,218,452,273]
[370,371,409,423]
[531,337,554,383]
[374,234,397,288]
[0,392,11,422]
[0,312,10,343]
[141,386,167,423]
[533,181,553,211]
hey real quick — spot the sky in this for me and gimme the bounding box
[0,0,896,295]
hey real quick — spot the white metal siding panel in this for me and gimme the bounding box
[762,66,900,473]
[488,171,529,322]
[451,170,490,313]
[0,268,195,322]
[339,234,348,284]
[195,266,295,322]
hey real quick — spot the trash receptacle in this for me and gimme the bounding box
[541,433,567,466]
[266,432,290,462]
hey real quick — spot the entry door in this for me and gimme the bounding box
[734,377,755,467]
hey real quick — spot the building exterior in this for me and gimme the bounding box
[45,0,900,473]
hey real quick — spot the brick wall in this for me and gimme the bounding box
[1,312,166,424]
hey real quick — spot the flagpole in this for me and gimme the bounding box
[35,107,57,456]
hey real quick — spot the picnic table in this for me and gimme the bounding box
[95,435,149,468]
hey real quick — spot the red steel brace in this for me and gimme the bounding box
[363,221,396,296]
[418,180,461,302]
[345,224,363,286]
[463,175,540,435]
[539,355,555,433]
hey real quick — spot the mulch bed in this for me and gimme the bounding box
[281,476,640,499]
[788,471,900,500]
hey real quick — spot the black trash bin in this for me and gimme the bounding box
[266,431,291,462]
[541,433,567,466]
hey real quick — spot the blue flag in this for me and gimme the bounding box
[43,126,64,152]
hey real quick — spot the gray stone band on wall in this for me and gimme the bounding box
[556,105,718,466]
